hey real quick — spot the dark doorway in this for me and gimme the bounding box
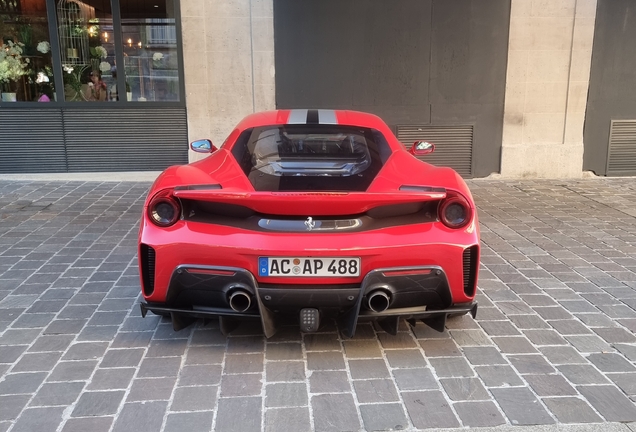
[274,0,510,178]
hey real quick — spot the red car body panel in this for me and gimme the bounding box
[138,109,480,337]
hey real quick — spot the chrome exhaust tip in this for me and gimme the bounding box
[228,290,252,312]
[367,290,391,313]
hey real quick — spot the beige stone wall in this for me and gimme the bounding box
[180,0,275,162]
[500,0,597,178]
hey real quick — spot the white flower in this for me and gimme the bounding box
[94,46,108,59]
[63,64,74,74]
[36,72,50,83]
[152,52,164,61]
[99,61,111,72]
[37,41,50,54]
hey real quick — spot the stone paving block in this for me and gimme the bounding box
[100,348,145,368]
[146,339,188,358]
[412,323,451,339]
[303,333,341,351]
[440,377,490,401]
[420,338,462,357]
[454,401,506,427]
[224,353,264,374]
[588,352,636,372]
[0,345,29,364]
[266,361,305,382]
[61,417,113,432]
[402,390,460,429]
[0,372,47,394]
[220,373,262,397]
[87,367,136,390]
[265,343,302,361]
[578,385,636,422]
[508,354,556,374]
[127,377,176,402]
[10,407,65,432]
[31,382,84,406]
[542,397,603,423]
[377,332,418,349]
[216,397,263,432]
[265,382,308,407]
[179,364,224,387]
[525,374,577,396]
[522,329,568,345]
[508,314,550,329]
[349,359,390,379]
[565,335,613,353]
[429,357,474,378]
[171,385,218,411]
[62,342,108,360]
[27,335,74,353]
[309,370,351,393]
[385,349,427,368]
[593,327,636,343]
[112,401,168,432]
[311,393,360,432]
[342,339,382,358]
[12,313,55,329]
[392,368,438,391]
[226,336,264,353]
[449,329,492,346]
[557,364,610,385]
[0,395,30,421]
[359,403,409,431]
[491,387,554,425]
[608,372,636,395]
[111,331,152,348]
[475,365,524,387]
[164,412,213,432]
[492,336,538,354]
[138,357,182,379]
[479,320,521,336]
[462,346,507,365]
[306,351,345,371]
[264,407,311,432]
[71,390,124,417]
[352,379,399,403]
[183,345,224,365]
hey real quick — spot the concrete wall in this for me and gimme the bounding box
[500,0,597,178]
[180,0,275,162]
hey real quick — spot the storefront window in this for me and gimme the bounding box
[120,0,180,102]
[56,0,114,101]
[0,0,57,102]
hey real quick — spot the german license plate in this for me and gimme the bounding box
[258,257,360,277]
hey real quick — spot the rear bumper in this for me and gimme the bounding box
[140,264,478,337]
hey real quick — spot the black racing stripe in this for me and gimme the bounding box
[306,109,319,124]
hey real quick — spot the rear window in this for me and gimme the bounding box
[231,125,391,192]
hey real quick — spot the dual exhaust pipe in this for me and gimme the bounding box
[366,289,391,313]
[228,290,252,312]
[230,288,391,314]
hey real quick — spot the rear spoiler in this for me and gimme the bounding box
[172,189,447,216]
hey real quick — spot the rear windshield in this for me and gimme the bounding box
[231,125,391,191]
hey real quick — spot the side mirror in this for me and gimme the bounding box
[409,141,435,156]
[190,139,216,153]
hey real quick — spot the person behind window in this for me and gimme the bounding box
[86,70,107,101]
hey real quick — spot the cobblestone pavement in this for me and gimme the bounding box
[1,178,636,432]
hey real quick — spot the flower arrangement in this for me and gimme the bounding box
[62,63,89,100]
[99,61,111,73]
[0,41,31,91]
[90,45,108,59]
[37,41,50,54]
[152,52,164,61]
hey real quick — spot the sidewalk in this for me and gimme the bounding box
[0,177,635,431]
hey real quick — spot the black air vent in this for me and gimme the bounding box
[397,125,473,178]
[140,244,156,296]
[462,246,478,297]
[607,120,636,176]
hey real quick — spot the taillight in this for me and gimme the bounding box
[148,193,181,227]
[438,194,472,229]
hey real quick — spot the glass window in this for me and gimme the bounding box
[120,0,180,102]
[56,0,114,101]
[1,0,58,102]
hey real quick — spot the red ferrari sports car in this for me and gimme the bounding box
[138,109,479,337]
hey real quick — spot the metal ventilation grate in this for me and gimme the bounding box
[62,108,188,172]
[397,124,473,177]
[607,120,636,176]
[0,109,67,173]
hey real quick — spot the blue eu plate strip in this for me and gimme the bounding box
[258,257,269,276]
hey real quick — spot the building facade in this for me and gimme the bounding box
[2,0,635,177]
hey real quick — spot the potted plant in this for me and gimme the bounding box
[0,41,30,102]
